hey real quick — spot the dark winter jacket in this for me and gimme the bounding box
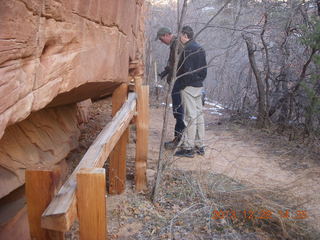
[166,36,184,84]
[175,40,207,91]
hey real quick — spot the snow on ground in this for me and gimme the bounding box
[205,99,224,109]
[204,100,225,116]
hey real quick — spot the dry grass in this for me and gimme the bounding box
[147,169,318,240]
[64,98,320,239]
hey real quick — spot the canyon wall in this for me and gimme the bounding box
[0,0,145,238]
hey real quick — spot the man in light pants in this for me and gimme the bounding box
[174,26,207,158]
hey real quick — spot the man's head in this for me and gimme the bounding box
[155,27,173,45]
[180,25,194,44]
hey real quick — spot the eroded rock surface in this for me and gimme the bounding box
[0,105,80,198]
[0,0,146,235]
[0,0,145,139]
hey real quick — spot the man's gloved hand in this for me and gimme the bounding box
[158,70,167,79]
[158,66,170,80]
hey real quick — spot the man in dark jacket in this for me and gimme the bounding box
[156,27,185,149]
[174,26,207,158]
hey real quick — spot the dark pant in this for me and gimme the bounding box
[172,90,185,140]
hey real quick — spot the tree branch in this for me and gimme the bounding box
[260,13,270,111]
[268,48,317,117]
[194,0,233,40]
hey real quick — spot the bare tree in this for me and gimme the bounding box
[152,0,189,203]
[151,0,233,202]
[148,1,320,204]
[243,33,270,127]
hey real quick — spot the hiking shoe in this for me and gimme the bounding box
[174,149,195,158]
[164,139,179,150]
[195,146,205,156]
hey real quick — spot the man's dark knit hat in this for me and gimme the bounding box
[155,27,171,40]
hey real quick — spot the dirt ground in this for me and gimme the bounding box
[65,96,320,240]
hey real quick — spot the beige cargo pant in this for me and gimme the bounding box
[180,86,205,149]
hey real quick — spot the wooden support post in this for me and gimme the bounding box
[135,77,149,192]
[25,169,64,240]
[77,168,107,240]
[109,83,129,194]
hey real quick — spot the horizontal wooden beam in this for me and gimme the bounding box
[41,93,137,232]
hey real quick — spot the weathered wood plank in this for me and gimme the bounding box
[109,84,128,194]
[77,168,107,240]
[25,168,64,240]
[135,78,149,192]
[41,93,136,231]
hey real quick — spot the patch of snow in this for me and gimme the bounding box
[202,6,215,11]
[160,103,172,108]
[210,111,223,116]
[205,101,224,109]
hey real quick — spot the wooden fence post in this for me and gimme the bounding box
[25,168,64,240]
[109,83,129,194]
[135,77,149,192]
[77,168,107,240]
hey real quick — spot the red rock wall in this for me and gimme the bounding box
[0,0,145,196]
[0,0,146,237]
[0,105,80,198]
[0,0,145,139]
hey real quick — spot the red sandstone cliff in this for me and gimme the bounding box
[0,0,145,238]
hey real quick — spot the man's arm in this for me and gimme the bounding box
[198,48,207,80]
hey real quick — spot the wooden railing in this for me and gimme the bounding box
[25,78,149,239]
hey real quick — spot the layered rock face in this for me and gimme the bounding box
[0,0,145,237]
[0,105,80,198]
[0,0,145,139]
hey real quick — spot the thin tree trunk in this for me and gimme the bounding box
[242,34,269,128]
[152,0,188,203]
[241,66,253,112]
[260,13,270,112]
